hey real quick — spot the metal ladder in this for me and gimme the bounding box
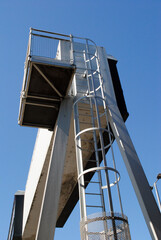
[70,36,128,240]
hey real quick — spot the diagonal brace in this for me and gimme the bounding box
[33,64,63,98]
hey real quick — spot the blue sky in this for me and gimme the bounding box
[0,1,161,239]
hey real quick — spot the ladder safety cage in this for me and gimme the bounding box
[18,28,131,239]
[71,36,131,240]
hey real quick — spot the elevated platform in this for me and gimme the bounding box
[19,56,75,129]
[18,56,75,129]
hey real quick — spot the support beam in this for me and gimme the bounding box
[33,64,63,97]
[99,46,161,240]
[107,105,161,240]
[35,96,73,240]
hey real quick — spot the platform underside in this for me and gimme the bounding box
[19,57,75,129]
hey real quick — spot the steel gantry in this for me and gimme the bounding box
[8,29,161,240]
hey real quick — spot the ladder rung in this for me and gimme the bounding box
[85,55,98,62]
[85,192,101,196]
[87,71,98,77]
[86,205,103,208]
[88,181,100,184]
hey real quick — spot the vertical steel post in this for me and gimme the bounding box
[74,103,87,221]
[85,40,117,239]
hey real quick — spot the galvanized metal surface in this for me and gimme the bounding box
[80,212,131,240]
[35,97,73,240]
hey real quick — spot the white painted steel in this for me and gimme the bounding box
[98,47,161,239]
[22,129,53,238]
[36,97,73,240]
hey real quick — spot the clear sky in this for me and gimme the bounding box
[0,1,161,239]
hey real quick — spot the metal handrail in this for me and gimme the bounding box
[24,28,99,71]
[31,28,71,38]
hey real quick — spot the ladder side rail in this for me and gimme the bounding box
[71,36,87,221]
